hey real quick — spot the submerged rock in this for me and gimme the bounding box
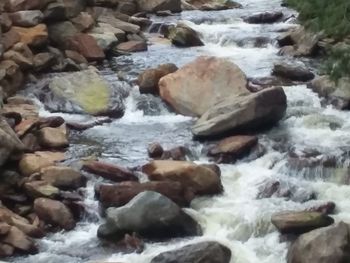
[151,241,231,263]
[271,211,334,234]
[46,69,126,117]
[288,222,350,263]
[159,56,248,117]
[97,191,201,241]
[192,87,287,138]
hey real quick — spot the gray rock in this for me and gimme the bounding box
[97,191,201,241]
[273,62,315,82]
[136,0,182,13]
[9,11,44,27]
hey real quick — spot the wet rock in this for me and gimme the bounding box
[271,211,334,235]
[147,143,164,158]
[82,160,138,182]
[32,52,56,72]
[117,232,144,253]
[151,241,231,263]
[272,62,315,82]
[41,166,85,190]
[167,23,204,47]
[9,10,44,27]
[163,146,188,161]
[192,87,286,138]
[19,151,65,176]
[142,160,222,195]
[64,50,88,64]
[2,226,37,253]
[38,126,68,149]
[159,56,248,117]
[68,33,105,61]
[288,222,350,263]
[136,0,181,13]
[98,181,195,208]
[305,202,336,215]
[24,181,60,198]
[47,69,125,117]
[138,63,178,94]
[34,198,76,231]
[184,0,241,10]
[97,191,201,241]
[244,11,283,24]
[115,40,147,52]
[13,24,48,48]
[208,135,258,163]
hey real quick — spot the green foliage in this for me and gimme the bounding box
[323,45,350,81]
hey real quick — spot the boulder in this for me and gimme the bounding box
[271,211,334,234]
[1,28,20,51]
[34,198,76,230]
[288,222,350,263]
[2,226,36,253]
[159,56,248,117]
[272,62,315,82]
[97,16,140,34]
[38,126,68,149]
[5,0,53,12]
[151,241,231,263]
[115,40,147,52]
[71,12,95,32]
[82,160,138,182]
[98,181,195,208]
[64,50,88,64]
[24,181,60,198]
[0,13,12,33]
[43,0,86,20]
[13,24,48,48]
[208,135,258,162]
[47,21,78,48]
[138,63,178,94]
[3,50,33,70]
[47,69,125,117]
[192,87,287,138]
[243,11,283,24]
[147,143,164,158]
[89,33,118,51]
[142,160,222,195]
[41,166,85,190]
[97,191,201,240]
[136,0,181,12]
[91,22,126,41]
[19,151,65,176]
[32,52,56,71]
[167,23,204,47]
[67,33,105,61]
[184,0,241,10]
[9,10,44,27]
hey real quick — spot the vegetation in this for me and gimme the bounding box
[285,0,350,80]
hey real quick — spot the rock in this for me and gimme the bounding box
[3,50,33,70]
[272,62,315,82]
[71,12,94,32]
[97,191,201,240]
[32,52,56,71]
[271,211,334,235]
[24,181,60,198]
[288,222,350,263]
[167,23,204,47]
[115,40,147,52]
[19,151,65,176]
[151,241,231,263]
[82,160,138,182]
[9,10,44,27]
[48,69,124,117]
[1,13,13,32]
[0,243,14,257]
[44,0,86,20]
[1,28,20,51]
[138,63,178,94]
[41,166,85,190]
[91,22,126,41]
[142,160,222,195]
[34,198,76,231]
[208,135,258,163]
[48,21,78,48]
[97,16,140,34]
[38,126,68,149]
[64,50,88,64]
[192,87,287,138]
[147,143,164,158]
[2,226,36,253]
[159,56,248,117]
[89,33,118,51]
[67,33,105,61]
[98,181,195,208]
[136,0,181,12]
[5,0,53,12]
[13,24,48,48]
[243,11,283,24]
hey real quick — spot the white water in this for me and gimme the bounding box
[13,0,350,262]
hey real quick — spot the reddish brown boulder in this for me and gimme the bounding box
[115,40,147,52]
[98,181,195,208]
[68,33,105,61]
[34,198,76,231]
[82,160,138,182]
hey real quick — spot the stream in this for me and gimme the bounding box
[12,0,350,262]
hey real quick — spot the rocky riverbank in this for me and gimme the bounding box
[0,0,350,262]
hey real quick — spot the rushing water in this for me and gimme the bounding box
[12,0,350,262]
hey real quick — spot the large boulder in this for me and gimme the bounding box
[97,191,201,240]
[38,126,68,149]
[47,69,126,117]
[151,241,231,263]
[271,211,334,235]
[192,87,287,138]
[142,160,222,195]
[136,0,182,12]
[167,23,204,47]
[288,222,350,263]
[159,56,248,117]
[98,181,195,208]
[272,62,315,82]
[40,166,85,190]
[34,198,76,231]
[67,33,105,61]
